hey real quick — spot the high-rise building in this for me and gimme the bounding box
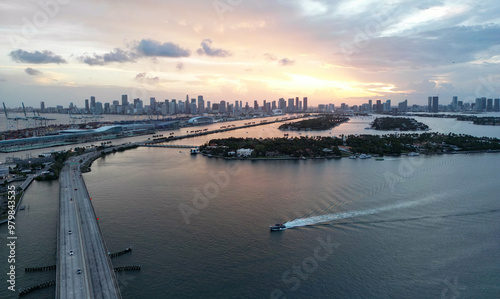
[494,98,500,111]
[487,98,493,111]
[398,99,408,112]
[279,98,286,110]
[254,100,258,111]
[121,95,128,112]
[452,96,458,111]
[368,99,372,112]
[95,102,103,114]
[428,97,432,112]
[385,99,391,112]
[432,96,439,113]
[206,101,211,112]
[197,96,204,114]
[376,100,382,113]
[40,101,45,112]
[170,99,177,114]
[133,98,140,108]
[220,100,226,113]
[84,99,89,113]
[90,96,96,112]
[190,102,197,114]
[303,97,308,111]
[150,97,156,112]
[295,97,299,110]
[288,98,294,112]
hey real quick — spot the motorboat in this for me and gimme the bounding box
[270,223,287,231]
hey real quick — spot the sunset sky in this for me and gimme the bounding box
[1,0,500,108]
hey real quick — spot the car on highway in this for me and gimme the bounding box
[68,230,72,234]
[76,269,81,274]
[69,251,74,255]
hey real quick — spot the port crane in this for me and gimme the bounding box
[3,102,27,130]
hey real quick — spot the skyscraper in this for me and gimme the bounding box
[150,97,156,112]
[494,98,500,112]
[303,97,308,111]
[432,96,439,113]
[84,99,89,113]
[428,97,432,112]
[197,95,204,114]
[40,101,45,112]
[452,96,458,111]
[487,98,493,111]
[90,96,96,112]
[288,98,294,112]
[376,100,382,113]
[121,95,128,112]
[220,100,226,113]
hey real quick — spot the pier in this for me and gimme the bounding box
[56,152,121,298]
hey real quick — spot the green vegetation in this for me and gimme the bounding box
[279,115,349,131]
[371,117,429,131]
[201,133,500,158]
[201,137,342,158]
[408,114,500,126]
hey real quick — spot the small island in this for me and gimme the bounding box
[407,114,500,126]
[371,117,429,131]
[199,133,500,159]
[279,115,349,131]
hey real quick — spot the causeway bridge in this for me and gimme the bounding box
[139,143,197,148]
[56,152,121,298]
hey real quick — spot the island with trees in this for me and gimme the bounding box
[279,115,349,131]
[371,117,429,131]
[406,114,500,126]
[199,133,500,159]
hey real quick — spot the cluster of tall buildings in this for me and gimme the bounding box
[427,96,500,113]
[54,95,310,116]
[37,94,500,115]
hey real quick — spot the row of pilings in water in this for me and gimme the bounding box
[114,265,141,272]
[20,247,136,296]
[18,280,55,296]
[109,246,132,258]
[24,265,56,272]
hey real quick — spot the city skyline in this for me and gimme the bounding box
[1,1,500,107]
[8,93,498,116]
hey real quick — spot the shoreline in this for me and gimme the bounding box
[199,149,500,161]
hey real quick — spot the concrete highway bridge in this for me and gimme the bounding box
[56,152,121,298]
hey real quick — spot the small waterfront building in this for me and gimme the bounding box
[236,148,254,157]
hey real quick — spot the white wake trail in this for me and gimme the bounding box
[285,200,427,228]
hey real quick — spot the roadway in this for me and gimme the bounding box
[57,153,121,299]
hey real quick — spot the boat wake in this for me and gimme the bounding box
[285,199,430,228]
